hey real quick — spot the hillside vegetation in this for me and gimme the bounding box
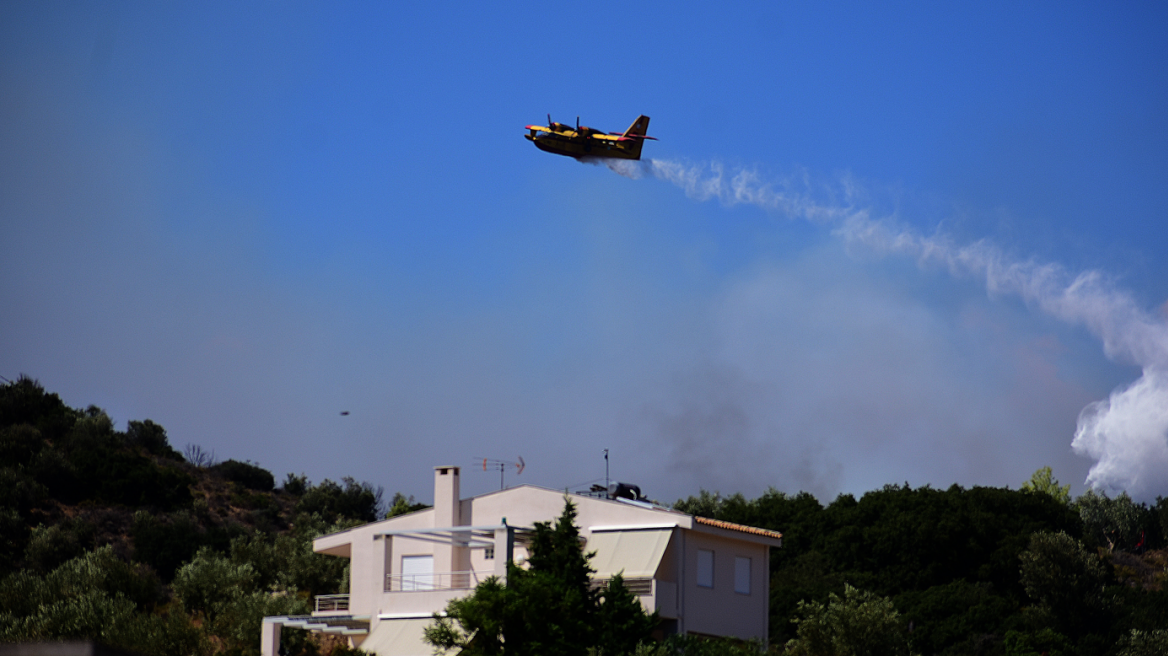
[675,474,1168,654]
[2,376,1167,656]
[0,376,423,655]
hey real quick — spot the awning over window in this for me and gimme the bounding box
[586,528,672,579]
[360,617,436,656]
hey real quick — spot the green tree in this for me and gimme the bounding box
[894,579,1015,655]
[282,472,309,496]
[124,419,183,460]
[296,477,383,523]
[596,573,659,656]
[172,546,259,622]
[229,512,357,598]
[785,584,913,656]
[1021,466,1071,505]
[1017,531,1111,639]
[212,459,276,492]
[0,546,197,655]
[386,492,429,518]
[1117,629,1168,656]
[633,634,768,656]
[1076,489,1144,552]
[24,521,92,573]
[209,589,308,656]
[131,510,223,581]
[0,376,79,444]
[1002,628,1071,656]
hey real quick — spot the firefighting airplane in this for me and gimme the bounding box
[524,114,656,160]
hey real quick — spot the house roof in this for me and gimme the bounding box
[693,515,784,541]
[314,483,783,552]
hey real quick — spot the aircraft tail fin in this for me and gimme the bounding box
[622,115,651,138]
[622,115,650,158]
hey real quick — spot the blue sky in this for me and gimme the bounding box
[3,1,1167,503]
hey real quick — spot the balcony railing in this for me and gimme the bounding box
[315,594,350,612]
[385,570,492,592]
[590,576,654,596]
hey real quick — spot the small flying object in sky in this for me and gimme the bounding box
[524,114,655,160]
[340,411,350,416]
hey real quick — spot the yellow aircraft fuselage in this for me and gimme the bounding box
[524,115,653,160]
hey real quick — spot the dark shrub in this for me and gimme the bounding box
[24,521,93,573]
[211,459,275,492]
[296,477,382,523]
[281,472,308,496]
[68,446,194,510]
[124,419,183,460]
[0,376,78,442]
[131,511,204,581]
[0,424,44,467]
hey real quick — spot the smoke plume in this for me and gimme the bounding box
[612,157,1168,499]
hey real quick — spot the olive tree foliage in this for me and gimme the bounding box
[784,584,914,656]
[1021,466,1071,506]
[632,635,769,656]
[0,546,208,655]
[228,512,358,598]
[24,521,92,573]
[1076,489,1144,551]
[172,546,310,656]
[1117,629,1168,656]
[424,499,657,656]
[173,547,260,621]
[1017,531,1111,638]
[295,477,384,523]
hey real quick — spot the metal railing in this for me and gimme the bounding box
[385,570,491,592]
[315,594,350,612]
[590,576,654,596]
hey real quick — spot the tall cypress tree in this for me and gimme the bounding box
[424,498,657,655]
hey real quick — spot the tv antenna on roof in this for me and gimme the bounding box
[477,456,525,490]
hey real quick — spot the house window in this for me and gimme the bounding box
[696,549,714,588]
[484,546,495,560]
[401,555,434,591]
[734,557,751,595]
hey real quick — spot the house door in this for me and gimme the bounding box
[401,555,434,591]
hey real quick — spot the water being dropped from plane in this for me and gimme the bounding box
[608,156,1168,499]
[577,157,655,179]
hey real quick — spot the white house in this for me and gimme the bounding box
[262,466,782,656]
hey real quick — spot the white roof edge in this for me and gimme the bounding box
[374,523,527,536]
[313,507,439,541]
[588,523,679,533]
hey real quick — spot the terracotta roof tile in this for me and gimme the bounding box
[693,515,783,541]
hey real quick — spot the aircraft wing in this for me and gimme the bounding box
[590,133,657,142]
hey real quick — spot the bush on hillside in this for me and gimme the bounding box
[211,459,275,492]
[296,477,382,523]
[125,419,184,461]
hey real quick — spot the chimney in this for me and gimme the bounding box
[433,466,461,527]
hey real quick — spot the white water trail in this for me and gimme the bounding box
[620,157,1168,499]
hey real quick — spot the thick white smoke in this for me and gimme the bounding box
[605,156,1168,499]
